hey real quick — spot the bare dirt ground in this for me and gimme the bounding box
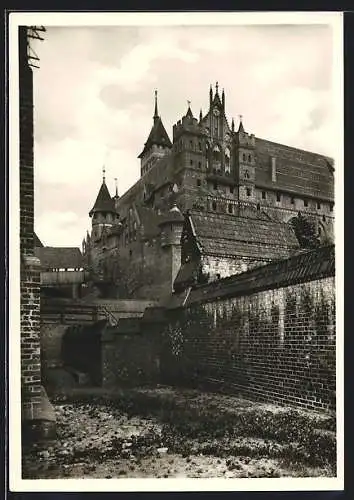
[22,386,336,479]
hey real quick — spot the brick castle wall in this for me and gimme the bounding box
[161,246,335,411]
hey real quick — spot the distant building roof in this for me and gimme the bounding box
[34,232,43,248]
[35,247,83,269]
[188,211,300,260]
[89,181,116,217]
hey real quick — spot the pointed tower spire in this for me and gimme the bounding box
[209,84,213,105]
[215,81,219,95]
[185,100,193,119]
[114,177,119,198]
[199,108,203,122]
[231,117,235,132]
[222,88,225,108]
[154,89,159,122]
[102,165,106,184]
[238,114,244,133]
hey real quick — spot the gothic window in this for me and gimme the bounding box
[190,159,193,166]
[257,203,260,211]
[243,153,246,162]
[190,140,193,149]
[212,201,217,211]
[225,147,231,173]
[248,154,252,162]
[198,142,202,151]
[304,199,308,207]
[206,143,210,169]
[330,203,334,212]
[276,192,281,202]
[198,161,201,169]
[244,169,250,179]
[262,191,266,199]
[228,204,233,214]
[317,201,321,209]
[197,179,201,186]
[246,188,251,197]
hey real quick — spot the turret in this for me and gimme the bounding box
[234,117,257,201]
[159,204,184,248]
[89,167,117,241]
[138,90,172,177]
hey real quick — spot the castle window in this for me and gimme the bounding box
[213,182,218,190]
[243,153,246,162]
[330,203,334,212]
[190,159,193,166]
[129,249,132,258]
[304,199,308,207]
[317,202,321,209]
[323,215,326,222]
[225,148,231,173]
[197,179,201,187]
[230,186,234,194]
[248,154,252,162]
[276,192,281,202]
[262,191,266,200]
[246,188,251,197]
[199,142,202,151]
[190,140,193,149]
[212,201,217,211]
[257,203,260,211]
[291,197,295,205]
[213,145,221,162]
[228,204,233,214]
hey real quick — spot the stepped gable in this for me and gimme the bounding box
[255,137,334,201]
[89,181,116,216]
[187,210,300,260]
[35,247,83,270]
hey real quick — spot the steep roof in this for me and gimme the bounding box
[138,116,172,158]
[188,211,300,261]
[89,181,116,216]
[34,232,43,248]
[255,137,334,201]
[35,247,83,270]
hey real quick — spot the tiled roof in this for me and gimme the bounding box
[255,137,334,200]
[89,181,116,216]
[35,247,83,270]
[34,232,43,248]
[171,244,335,307]
[138,117,172,158]
[189,211,300,260]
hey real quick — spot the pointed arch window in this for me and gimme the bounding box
[206,142,211,169]
[225,147,231,173]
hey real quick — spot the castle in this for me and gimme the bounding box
[82,84,335,301]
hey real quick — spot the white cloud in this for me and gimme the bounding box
[31,23,336,247]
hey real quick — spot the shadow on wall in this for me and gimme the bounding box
[58,320,108,388]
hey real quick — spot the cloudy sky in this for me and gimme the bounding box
[30,18,337,248]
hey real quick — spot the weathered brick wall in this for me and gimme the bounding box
[201,255,268,281]
[19,26,43,422]
[161,247,336,411]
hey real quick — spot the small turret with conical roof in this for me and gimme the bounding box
[138,90,172,177]
[89,167,117,241]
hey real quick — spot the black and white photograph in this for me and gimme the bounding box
[9,11,344,492]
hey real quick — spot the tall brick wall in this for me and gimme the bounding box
[19,27,55,439]
[19,26,43,421]
[161,246,336,411]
